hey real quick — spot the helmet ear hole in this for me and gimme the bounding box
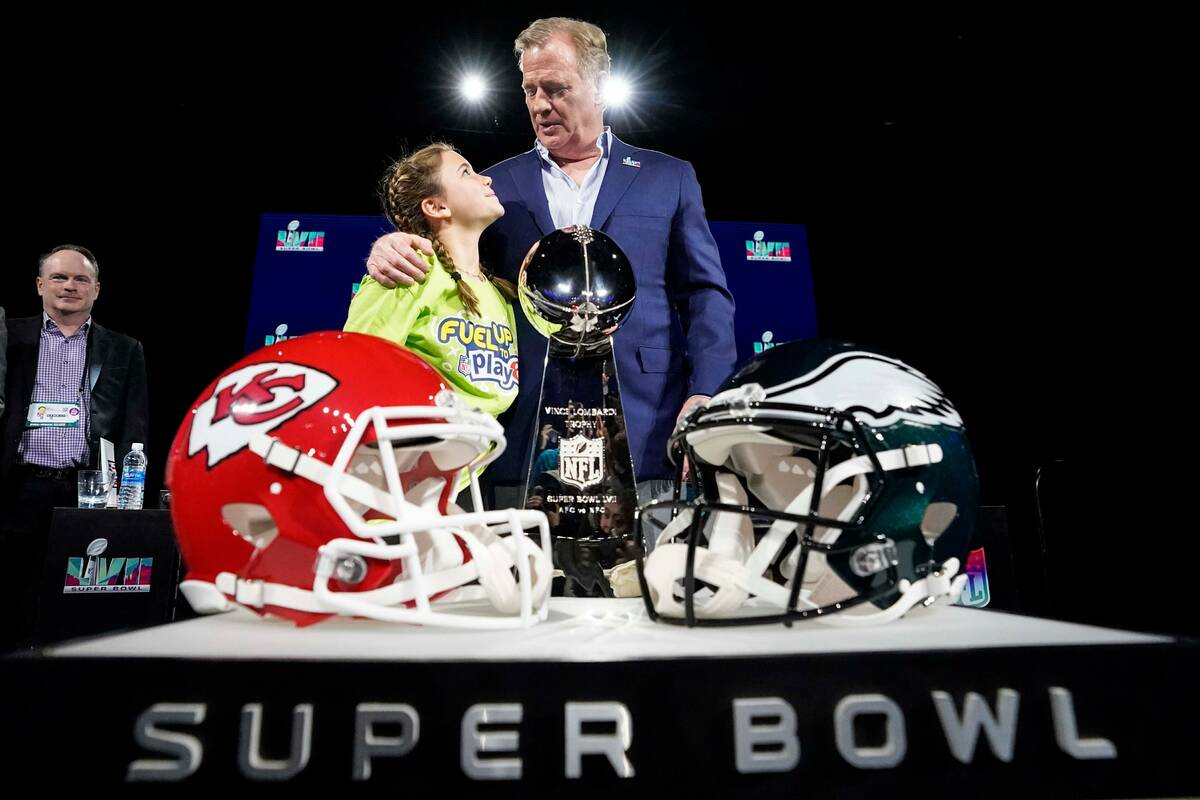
[221,503,279,550]
[921,502,958,544]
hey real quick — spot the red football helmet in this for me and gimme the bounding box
[166,331,552,628]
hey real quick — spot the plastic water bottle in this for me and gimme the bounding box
[118,443,148,510]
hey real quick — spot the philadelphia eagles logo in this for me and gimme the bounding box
[763,351,962,428]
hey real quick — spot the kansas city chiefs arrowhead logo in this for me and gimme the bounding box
[188,363,338,467]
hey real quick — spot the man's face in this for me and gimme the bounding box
[521,35,604,156]
[37,250,99,317]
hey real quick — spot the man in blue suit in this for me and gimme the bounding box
[365,17,736,507]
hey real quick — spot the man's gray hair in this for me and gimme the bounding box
[515,17,611,86]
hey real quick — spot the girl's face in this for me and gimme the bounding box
[427,150,504,227]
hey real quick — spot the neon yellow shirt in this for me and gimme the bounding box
[344,251,519,418]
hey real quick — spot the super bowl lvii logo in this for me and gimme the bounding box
[276,219,325,252]
[63,538,153,593]
[955,547,990,608]
[745,230,792,262]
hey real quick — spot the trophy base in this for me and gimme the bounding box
[523,342,641,598]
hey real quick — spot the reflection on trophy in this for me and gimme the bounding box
[518,226,639,597]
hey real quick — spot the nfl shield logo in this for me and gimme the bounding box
[559,434,605,489]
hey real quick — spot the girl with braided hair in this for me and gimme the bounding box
[345,143,521,419]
